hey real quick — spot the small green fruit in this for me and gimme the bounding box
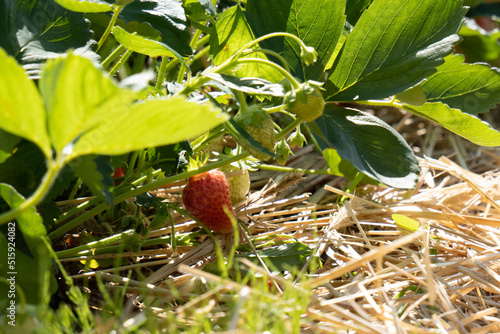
[288,82,325,122]
[219,164,250,205]
[234,106,276,161]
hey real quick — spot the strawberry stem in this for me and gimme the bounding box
[275,118,303,141]
[234,58,300,90]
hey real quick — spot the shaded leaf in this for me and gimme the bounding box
[112,25,185,59]
[326,0,466,101]
[310,105,419,188]
[404,102,500,146]
[119,0,191,56]
[147,142,191,175]
[237,242,311,271]
[345,0,373,26]
[0,0,99,78]
[0,141,46,197]
[0,130,21,165]
[246,0,346,82]
[0,49,51,157]
[420,54,500,115]
[70,155,114,206]
[184,0,216,21]
[203,73,286,97]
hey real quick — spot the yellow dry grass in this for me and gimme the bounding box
[68,141,500,333]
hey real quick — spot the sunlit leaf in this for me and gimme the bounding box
[404,102,500,146]
[326,0,466,101]
[0,184,57,305]
[0,49,51,157]
[246,0,346,82]
[53,0,113,13]
[420,54,500,115]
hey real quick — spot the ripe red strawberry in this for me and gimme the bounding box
[182,169,236,233]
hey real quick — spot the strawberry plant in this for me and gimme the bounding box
[1,0,500,331]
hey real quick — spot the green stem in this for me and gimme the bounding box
[275,117,302,141]
[109,49,133,76]
[48,153,249,240]
[237,91,247,114]
[55,229,137,259]
[263,105,286,114]
[190,28,203,50]
[257,164,329,175]
[0,161,62,226]
[228,32,311,67]
[97,6,122,52]
[155,57,169,90]
[354,99,401,108]
[242,48,291,73]
[194,34,210,48]
[191,45,210,63]
[176,63,187,83]
[190,20,212,34]
[101,45,126,69]
[235,58,300,89]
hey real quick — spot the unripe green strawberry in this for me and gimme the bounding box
[219,164,250,205]
[182,169,235,233]
[234,106,276,161]
[201,134,225,156]
[288,82,325,122]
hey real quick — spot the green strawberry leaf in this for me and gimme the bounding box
[70,97,228,158]
[0,131,21,165]
[403,102,500,146]
[457,18,500,63]
[150,205,169,230]
[40,53,137,154]
[70,155,114,206]
[0,0,99,78]
[345,0,372,26]
[245,0,346,82]
[39,53,227,161]
[0,141,46,198]
[209,5,283,82]
[322,148,375,184]
[237,242,312,272]
[310,104,419,189]
[119,0,191,56]
[112,26,189,67]
[147,142,192,175]
[184,0,216,21]
[53,0,113,13]
[0,184,57,305]
[420,54,500,115]
[0,49,51,158]
[203,73,286,97]
[325,0,466,101]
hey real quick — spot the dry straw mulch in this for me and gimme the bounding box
[73,145,500,333]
